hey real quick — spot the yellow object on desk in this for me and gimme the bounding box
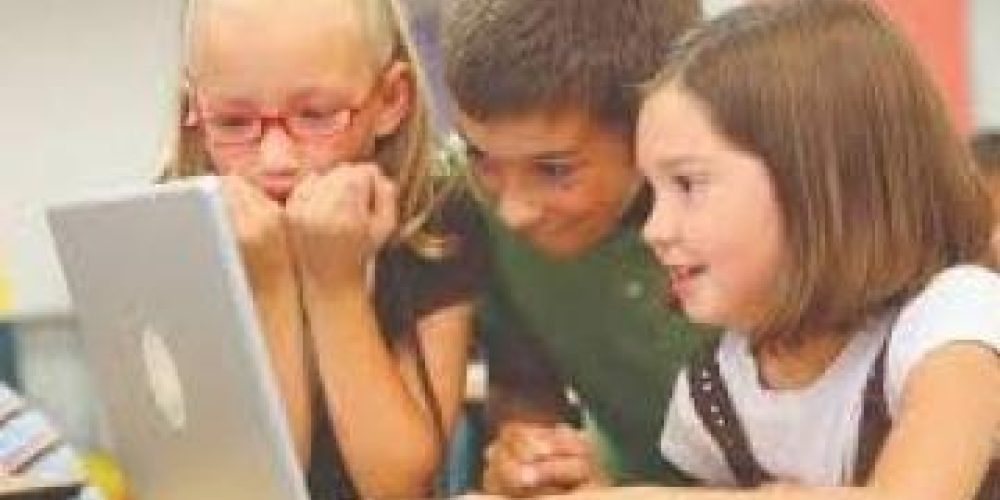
[81,451,129,500]
[0,257,11,312]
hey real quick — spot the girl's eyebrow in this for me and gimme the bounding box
[654,155,705,172]
[289,86,357,102]
[198,95,257,110]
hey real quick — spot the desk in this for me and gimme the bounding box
[0,476,81,499]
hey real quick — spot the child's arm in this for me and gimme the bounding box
[287,164,472,497]
[479,299,604,496]
[305,284,472,497]
[534,341,999,500]
[219,177,313,465]
[857,341,998,499]
[482,294,574,428]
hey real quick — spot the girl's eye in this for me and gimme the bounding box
[469,153,499,179]
[467,147,486,164]
[299,108,332,120]
[671,175,692,192]
[209,114,255,130]
[294,108,352,132]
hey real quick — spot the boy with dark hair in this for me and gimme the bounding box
[973,131,1000,172]
[442,0,707,495]
[972,131,1000,257]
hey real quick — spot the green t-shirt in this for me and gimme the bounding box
[479,199,713,485]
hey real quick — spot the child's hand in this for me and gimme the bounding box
[482,422,608,497]
[285,163,397,293]
[219,176,295,290]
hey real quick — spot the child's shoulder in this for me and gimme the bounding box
[884,264,1000,410]
[922,264,999,291]
[899,265,1000,323]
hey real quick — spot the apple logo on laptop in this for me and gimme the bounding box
[140,326,187,431]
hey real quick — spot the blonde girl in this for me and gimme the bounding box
[161,0,484,497]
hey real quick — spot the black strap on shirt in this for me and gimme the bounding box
[853,337,891,484]
[687,338,774,487]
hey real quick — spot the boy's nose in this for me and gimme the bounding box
[497,192,543,233]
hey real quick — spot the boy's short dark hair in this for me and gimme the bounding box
[972,131,1000,175]
[443,0,700,134]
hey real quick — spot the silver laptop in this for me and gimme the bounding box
[46,177,310,500]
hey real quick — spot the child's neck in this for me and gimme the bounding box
[754,332,851,390]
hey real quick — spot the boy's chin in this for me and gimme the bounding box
[529,237,595,260]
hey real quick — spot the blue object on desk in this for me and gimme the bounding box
[0,324,18,387]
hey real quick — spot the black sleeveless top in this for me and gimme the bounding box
[305,191,487,499]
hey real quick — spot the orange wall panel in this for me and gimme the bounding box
[870,0,970,131]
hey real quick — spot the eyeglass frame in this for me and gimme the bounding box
[183,68,389,147]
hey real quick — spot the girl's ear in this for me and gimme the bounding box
[372,60,413,138]
[184,99,199,127]
[182,80,199,127]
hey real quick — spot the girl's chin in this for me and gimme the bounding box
[678,301,736,329]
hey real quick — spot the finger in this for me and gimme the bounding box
[218,177,260,234]
[548,425,592,457]
[224,176,283,223]
[285,172,320,216]
[528,455,594,490]
[494,425,558,463]
[482,452,542,496]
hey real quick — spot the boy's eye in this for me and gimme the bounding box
[536,161,574,181]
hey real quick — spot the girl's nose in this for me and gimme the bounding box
[642,198,681,252]
[258,124,301,173]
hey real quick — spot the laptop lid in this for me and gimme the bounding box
[46,177,309,500]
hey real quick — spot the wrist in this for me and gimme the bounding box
[245,260,297,299]
[300,277,370,333]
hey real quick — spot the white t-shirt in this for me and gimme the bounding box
[659,265,1000,487]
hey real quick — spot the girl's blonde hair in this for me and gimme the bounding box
[160,0,451,257]
[646,0,996,347]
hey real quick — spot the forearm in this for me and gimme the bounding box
[306,286,442,498]
[249,273,312,467]
[485,335,573,434]
[488,382,571,428]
